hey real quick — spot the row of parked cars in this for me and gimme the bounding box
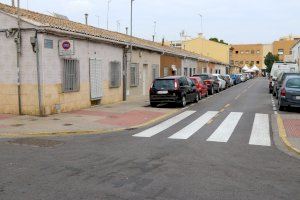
[268,62,300,111]
[149,73,251,107]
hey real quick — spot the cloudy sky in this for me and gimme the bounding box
[1,0,300,44]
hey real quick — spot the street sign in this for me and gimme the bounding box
[59,40,75,56]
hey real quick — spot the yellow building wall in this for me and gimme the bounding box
[182,37,230,64]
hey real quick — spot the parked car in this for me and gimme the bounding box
[273,72,300,98]
[269,62,299,94]
[239,74,246,82]
[150,76,199,107]
[189,76,209,99]
[222,75,233,87]
[278,76,300,111]
[231,74,242,85]
[212,74,226,90]
[193,74,219,95]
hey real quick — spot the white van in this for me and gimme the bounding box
[269,62,299,93]
[270,62,299,79]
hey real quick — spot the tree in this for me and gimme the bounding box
[264,52,279,73]
[209,38,228,45]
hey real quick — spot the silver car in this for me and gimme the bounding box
[278,76,300,111]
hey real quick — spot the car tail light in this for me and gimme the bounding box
[204,80,211,85]
[281,88,286,97]
[149,82,154,92]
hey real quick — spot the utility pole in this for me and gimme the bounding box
[106,0,112,30]
[116,20,120,32]
[96,15,100,27]
[84,13,88,25]
[12,0,15,7]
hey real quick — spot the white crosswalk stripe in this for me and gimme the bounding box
[133,111,196,138]
[207,112,243,143]
[169,111,218,140]
[132,111,271,147]
[249,114,271,146]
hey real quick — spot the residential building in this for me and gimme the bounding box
[230,44,264,69]
[273,36,299,62]
[0,3,209,116]
[168,34,230,65]
[292,40,300,66]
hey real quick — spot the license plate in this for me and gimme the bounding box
[157,91,168,95]
[296,96,300,100]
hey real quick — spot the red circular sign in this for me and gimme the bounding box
[62,41,71,50]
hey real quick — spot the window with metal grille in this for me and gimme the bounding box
[184,67,188,76]
[109,61,121,88]
[130,63,139,87]
[152,64,159,81]
[62,59,79,92]
[163,67,169,76]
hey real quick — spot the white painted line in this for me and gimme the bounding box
[274,111,278,115]
[207,112,243,143]
[133,111,195,138]
[169,111,218,140]
[249,114,271,146]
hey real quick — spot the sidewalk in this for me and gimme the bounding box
[0,98,179,138]
[277,114,300,155]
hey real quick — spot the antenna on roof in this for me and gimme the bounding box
[85,13,88,25]
[11,0,15,7]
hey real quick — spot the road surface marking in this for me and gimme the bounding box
[169,111,218,140]
[249,114,271,146]
[220,108,225,112]
[207,112,243,143]
[225,104,230,108]
[133,111,195,138]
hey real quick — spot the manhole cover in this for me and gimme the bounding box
[8,138,64,147]
[63,123,73,126]
[11,124,24,127]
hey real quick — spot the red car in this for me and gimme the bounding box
[189,77,208,99]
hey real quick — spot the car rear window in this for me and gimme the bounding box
[199,75,209,80]
[286,78,300,89]
[153,79,175,90]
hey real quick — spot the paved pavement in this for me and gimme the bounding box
[0,78,299,200]
[0,97,178,138]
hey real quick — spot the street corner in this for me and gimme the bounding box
[273,114,300,158]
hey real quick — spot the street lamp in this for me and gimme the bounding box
[106,0,112,30]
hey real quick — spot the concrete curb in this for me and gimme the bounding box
[0,109,180,139]
[277,114,300,155]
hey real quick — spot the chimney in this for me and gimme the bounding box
[12,0,15,7]
[162,38,165,46]
[125,27,128,35]
[84,13,88,25]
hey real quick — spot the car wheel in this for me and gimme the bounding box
[269,89,273,94]
[216,87,220,93]
[278,100,285,111]
[206,91,209,97]
[180,96,187,107]
[195,93,200,103]
[150,102,157,107]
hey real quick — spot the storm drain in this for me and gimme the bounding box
[8,138,64,148]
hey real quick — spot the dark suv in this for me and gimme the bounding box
[193,74,219,95]
[150,76,199,107]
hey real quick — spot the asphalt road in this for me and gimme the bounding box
[0,78,299,200]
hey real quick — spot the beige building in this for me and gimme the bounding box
[230,44,264,69]
[168,35,230,65]
[272,36,299,62]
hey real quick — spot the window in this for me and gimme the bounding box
[246,61,249,64]
[44,39,53,49]
[235,61,239,65]
[130,63,139,87]
[235,51,239,54]
[246,50,250,54]
[240,61,244,65]
[251,50,255,54]
[192,68,196,75]
[257,50,260,54]
[184,67,188,76]
[152,64,159,81]
[241,51,244,54]
[189,68,193,76]
[278,49,284,55]
[62,59,79,92]
[109,61,121,88]
[256,61,260,64]
[203,67,207,73]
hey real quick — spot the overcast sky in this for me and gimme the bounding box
[1,0,300,44]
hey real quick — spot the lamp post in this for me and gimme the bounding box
[106,0,112,30]
[152,21,157,42]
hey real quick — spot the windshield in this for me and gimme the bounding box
[153,79,175,90]
[199,75,209,80]
[286,78,300,89]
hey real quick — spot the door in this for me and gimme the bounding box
[143,64,148,96]
[89,58,103,100]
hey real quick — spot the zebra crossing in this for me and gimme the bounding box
[133,111,271,147]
